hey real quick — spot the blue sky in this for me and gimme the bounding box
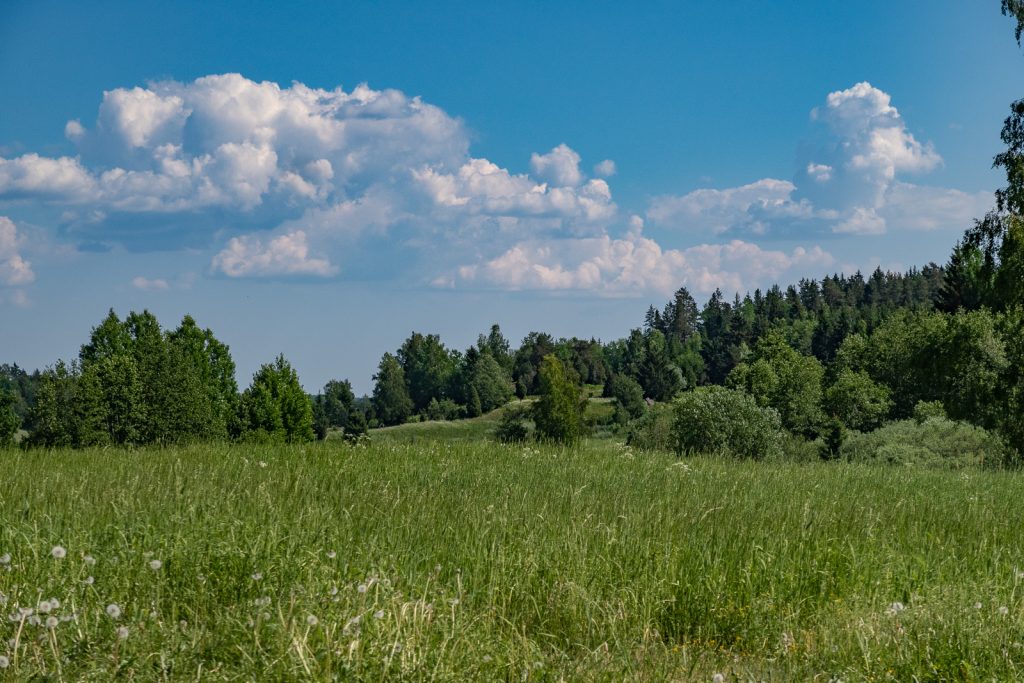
[1,0,1021,393]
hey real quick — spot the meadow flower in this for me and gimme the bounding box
[374,610,385,619]
[83,555,96,565]
[37,601,53,614]
[0,655,8,668]
[149,559,162,571]
[306,615,319,627]
[251,572,263,581]
[117,626,129,640]
[357,584,368,593]
[45,616,58,629]
[0,554,9,564]
[329,586,339,596]
[84,576,94,585]
[51,546,66,559]
[326,551,337,559]
[27,615,40,626]
[999,605,1010,616]
[106,604,122,619]
[974,602,983,609]
[713,674,726,683]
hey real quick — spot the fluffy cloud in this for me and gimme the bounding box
[131,276,169,291]
[211,230,337,278]
[0,216,34,287]
[530,144,583,187]
[648,82,970,239]
[1,74,618,277]
[453,222,834,296]
[593,159,616,178]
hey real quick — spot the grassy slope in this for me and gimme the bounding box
[1,438,1024,680]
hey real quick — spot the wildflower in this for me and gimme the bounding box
[886,602,905,615]
[357,584,368,594]
[149,559,162,571]
[374,610,385,619]
[1000,605,1010,616]
[251,572,263,581]
[27,615,40,626]
[306,615,319,627]
[106,604,122,619]
[258,461,268,468]
[326,551,337,559]
[45,616,58,629]
[0,655,8,668]
[37,601,53,614]
[83,555,96,566]
[713,675,726,683]
[51,546,67,560]
[117,626,129,640]
[482,655,493,663]
[974,602,983,609]
[449,598,460,607]
[0,554,9,564]
[329,586,339,596]
[84,576,94,585]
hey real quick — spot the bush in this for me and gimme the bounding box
[495,404,531,443]
[824,369,892,431]
[671,386,784,460]
[425,397,464,421]
[913,400,947,423]
[841,417,1010,469]
[625,403,674,451]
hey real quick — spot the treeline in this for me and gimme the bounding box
[1,311,315,447]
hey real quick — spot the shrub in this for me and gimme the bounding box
[532,355,585,444]
[671,386,784,460]
[495,404,531,443]
[824,369,892,431]
[913,400,947,423]
[841,417,1010,469]
[625,402,674,451]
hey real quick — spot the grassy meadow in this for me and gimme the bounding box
[2,424,1024,680]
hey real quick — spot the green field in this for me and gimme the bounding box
[2,428,1024,680]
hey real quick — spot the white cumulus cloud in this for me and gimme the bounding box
[0,216,35,287]
[211,230,337,278]
[131,276,170,291]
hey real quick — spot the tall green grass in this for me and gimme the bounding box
[1,439,1023,680]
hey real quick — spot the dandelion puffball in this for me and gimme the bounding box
[51,546,67,560]
[306,615,319,627]
[117,626,129,640]
[149,559,162,571]
[106,604,122,619]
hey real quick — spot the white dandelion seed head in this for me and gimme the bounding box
[84,555,96,566]
[106,604,121,619]
[0,554,10,565]
[329,586,339,596]
[37,601,52,614]
[482,655,493,663]
[449,598,460,607]
[357,584,367,594]
[975,602,983,609]
[1000,605,1010,616]
[306,615,319,627]
[149,610,157,619]
[261,612,271,621]
[713,674,726,683]
[51,546,66,560]
[45,616,58,629]
[84,576,94,585]
[27,615,40,626]
[117,625,129,640]
[251,572,263,581]
[149,559,162,571]
[0,655,8,668]
[326,551,337,559]
[374,610,385,619]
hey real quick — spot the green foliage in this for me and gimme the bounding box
[605,372,645,426]
[495,403,531,443]
[624,402,674,451]
[532,355,585,443]
[672,386,784,459]
[466,385,482,418]
[371,353,414,426]
[824,369,892,431]
[0,386,18,445]
[841,417,1011,469]
[239,355,314,443]
[397,332,457,413]
[425,397,463,421]
[465,352,513,413]
[726,331,824,436]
